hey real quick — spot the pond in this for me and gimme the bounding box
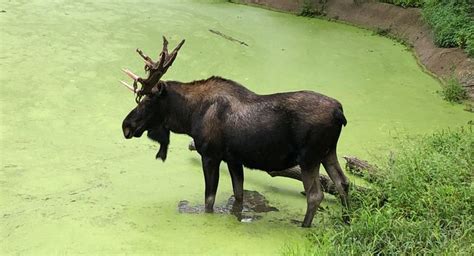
[1,0,471,254]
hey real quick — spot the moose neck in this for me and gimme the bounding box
[159,80,208,136]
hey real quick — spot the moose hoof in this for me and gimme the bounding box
[301,222,312,228]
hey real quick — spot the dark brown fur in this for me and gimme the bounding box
[122,76,349,227]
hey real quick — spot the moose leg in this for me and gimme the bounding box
[201,156,221,213]
[300,161,323,228]
[322,150,350,223]
[227,162,244,214]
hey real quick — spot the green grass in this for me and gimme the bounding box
[285,127,474,255]
[379,0,474,57]
[423,0,473,55]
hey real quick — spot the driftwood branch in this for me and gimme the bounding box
[343,156,381,182]
[267,166,340,195]
[187,140,368,195]
[267,166,369,195]
[209,29,249,47]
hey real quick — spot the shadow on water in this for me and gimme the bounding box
[178,190,278,222]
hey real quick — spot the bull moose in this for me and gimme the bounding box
[120,37,349,227]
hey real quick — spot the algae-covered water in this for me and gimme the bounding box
[1,0,472,254]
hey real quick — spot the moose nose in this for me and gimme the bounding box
[123,127,133,139]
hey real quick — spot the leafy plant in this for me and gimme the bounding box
[440,78,468,103]
[379,0,474,56]
[423,0,473,50]
[299,0,327,17]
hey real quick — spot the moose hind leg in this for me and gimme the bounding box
[201,156,221,213]
[322,150,350,223]
[300,161,323,228]
[227,162,244,215]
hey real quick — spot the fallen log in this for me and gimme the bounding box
[187,140,368,195]
[343,156,381,182]
[267,166,340,195]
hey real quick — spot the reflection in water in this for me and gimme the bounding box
[178,190,278,222]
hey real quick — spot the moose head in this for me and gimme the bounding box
[121,36,185,139]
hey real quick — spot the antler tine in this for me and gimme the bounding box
[156,52,167,70]
[119,80,135,92]
[164,39,185,68]
[162,36,169,55]
[155,36,169,70]
[171,39,185,54]
[121,68,140,81]
[136,48,155,67]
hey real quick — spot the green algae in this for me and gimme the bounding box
[0,0,472,255]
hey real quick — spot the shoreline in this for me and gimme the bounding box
[232,0,474,100]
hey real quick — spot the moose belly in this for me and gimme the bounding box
[226,138,298,172]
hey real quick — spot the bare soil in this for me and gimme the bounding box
[235,0,474,99]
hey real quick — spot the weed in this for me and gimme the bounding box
[440,78,468,103]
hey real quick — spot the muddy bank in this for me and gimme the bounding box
[234,0,474,99]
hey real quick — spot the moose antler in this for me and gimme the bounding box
[120,36,185,103]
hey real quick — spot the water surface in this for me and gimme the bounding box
[1,0,472,254]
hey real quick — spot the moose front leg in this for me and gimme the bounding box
[201,156,221,213]
[227,162,244,215]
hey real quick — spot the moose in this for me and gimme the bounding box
[120,36,349,227]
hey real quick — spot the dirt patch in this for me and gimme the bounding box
[235,0,474,99]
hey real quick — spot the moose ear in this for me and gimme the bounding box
[151,83,167,96]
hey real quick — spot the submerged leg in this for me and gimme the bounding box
[323,150,350,223]
[227,162,244,215]
[300,161,323,228]
[201,156,221,213]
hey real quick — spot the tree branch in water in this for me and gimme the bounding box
[209,29,249,47]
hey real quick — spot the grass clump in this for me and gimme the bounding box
[299,0,327,17]
[379,0,424,8]
[297,128,473,255]
[440,78,468,103]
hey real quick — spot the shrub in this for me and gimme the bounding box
[460,24,474,56]
[423,0,473,49]
[300,128,474,255]
[379,0,474,57]
[299,0,327,17]
[440,78,468,103]
[379,0,424,8]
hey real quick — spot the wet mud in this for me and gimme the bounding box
[178,190,278,222]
